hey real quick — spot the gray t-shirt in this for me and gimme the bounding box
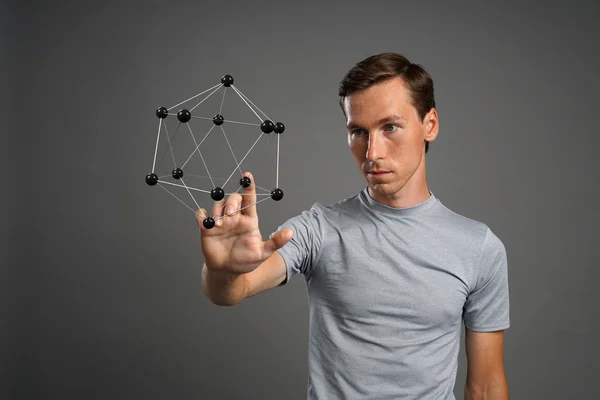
[271,187,510,399]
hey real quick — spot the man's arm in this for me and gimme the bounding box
[202,251,287,306]
[464,329,509,400]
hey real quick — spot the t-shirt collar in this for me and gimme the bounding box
[359,186,438,216]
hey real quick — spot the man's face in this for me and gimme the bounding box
[343,77,438,206]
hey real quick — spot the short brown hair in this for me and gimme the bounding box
[338,52,436,153]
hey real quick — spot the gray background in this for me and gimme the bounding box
[4,0,599,399]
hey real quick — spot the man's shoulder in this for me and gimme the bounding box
[300,191,363,218]
[277,191,360,232]
[432,201,507,285]
[430,199,497,247]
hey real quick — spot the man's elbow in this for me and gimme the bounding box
[209,298,239,307]
[202,287,244,307]
[206,293,244,307]
[464,373,509,399]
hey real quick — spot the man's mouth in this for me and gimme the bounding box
[368,171,390,176]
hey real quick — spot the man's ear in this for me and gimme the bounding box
[425,108,439,142]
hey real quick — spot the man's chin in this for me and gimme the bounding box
[368,181,406,196]
[368,183,393,196]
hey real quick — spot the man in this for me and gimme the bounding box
[198,52,510,399]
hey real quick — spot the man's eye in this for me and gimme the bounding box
[353,129,365,136]
[385,124,397,132]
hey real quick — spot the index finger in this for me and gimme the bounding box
[240,171,257,218]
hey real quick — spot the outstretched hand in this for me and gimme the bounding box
[197,172,293,275]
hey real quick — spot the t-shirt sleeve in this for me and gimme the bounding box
[269,203,325,286]
[463,227,510,332]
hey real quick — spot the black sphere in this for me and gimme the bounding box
[203,217,215,229]
[221,74,234,87]
[156,106,168,119]
[240,176,251,188]
[172,168,183,179]
[213,114,224,125]
[271,188,284,201]
[211,187,225,201]
[177,109,191,123]
[145,173,158,186]
[274,122,285,134]
[261,120,275,134]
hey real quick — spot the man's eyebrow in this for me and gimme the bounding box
[346,115,407,130]
[379,115,407,124]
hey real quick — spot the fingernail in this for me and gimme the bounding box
[216,218,223,226]
[226,205,234,214]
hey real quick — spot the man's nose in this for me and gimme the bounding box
[366,132,385,161]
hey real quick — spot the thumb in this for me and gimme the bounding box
[263,228,294,256]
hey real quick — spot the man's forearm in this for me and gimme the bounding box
[464,375,509,399]
[202,263,247,306]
